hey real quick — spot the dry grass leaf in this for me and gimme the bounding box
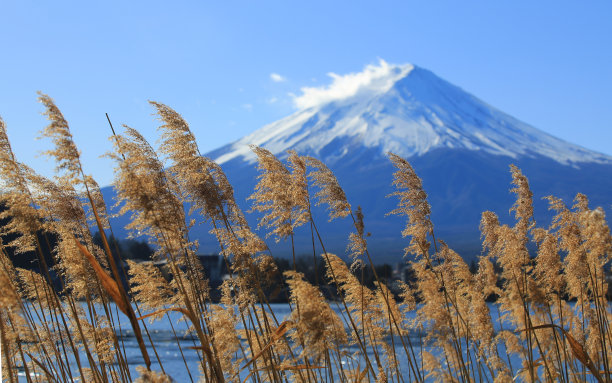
[234,320,295,378]
[136,307,194,323]
[519,323,604,383]
[356,366,369,383]
[74,237,129,316]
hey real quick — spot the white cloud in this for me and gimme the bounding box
[242,103,253,111]
[270,73,286,82]
[292,59,413,110]
[267,97,278,104]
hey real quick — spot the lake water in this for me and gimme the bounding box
[14,301,602,382]
[17,302,423,382]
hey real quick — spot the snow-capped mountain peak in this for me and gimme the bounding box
[213,61,611,166]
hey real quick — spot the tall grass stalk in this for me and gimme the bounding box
[0,98,610,382]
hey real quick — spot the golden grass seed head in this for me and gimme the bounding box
[532,228,565,298]
[0,189,39,254]
[375,283,403,331]
[134,366,174,383]
[387,152,433,257]
[546,195,596,300]
[322,252,384,341]
[127,260,174,321]
[54,227,99,299]
[480,211,500,255]
[82,175,111,230]
[508,165,534,237]
[208,304,242,377]
[249,146,295,241]
[411,259,452,342]
[421,350,444,382]
[475,256,499,298]
[0,121,43,253]
[89,315,118,365]
[577,203,611,266]
[284,270,347,360]
[27,173,88,234]
[304,156,351,221]
[110,126,189,255]
[152,101,234,224]
[376,367,389,383]
[37,92,83,185]
[346,232,367,270]
[16,268,59,310]
[396,280,416,313]
[287,150,311,227]
[0,264,20,310]
[346,206,368,268]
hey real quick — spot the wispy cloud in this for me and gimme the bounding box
[242,103,253,111]
[292,59,413,109]
[270,73,286,82]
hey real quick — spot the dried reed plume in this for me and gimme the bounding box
[250,146,299,241]
[387,152,433,256]
[1,97,610,383]
[38,92,82,185]
[304,156,351,221]
[284,270,347,361]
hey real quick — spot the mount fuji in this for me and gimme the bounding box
[103,61,612,262]
[201,61,612,261]
[214,62,608,167]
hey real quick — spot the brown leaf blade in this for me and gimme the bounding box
[233,320,295,379]
[519,324,604,383]
[74,238,129,316]
[356,366,369,383]
[136,307,193,322]
[561,328,604,383]
[278,364,325,371]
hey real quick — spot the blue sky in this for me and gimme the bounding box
[0,1,610,186]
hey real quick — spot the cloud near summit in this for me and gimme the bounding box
[292,60,413,110]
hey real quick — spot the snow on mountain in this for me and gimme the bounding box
[213,60,611,166]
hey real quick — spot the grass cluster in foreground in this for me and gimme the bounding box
[0,94,610,382]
